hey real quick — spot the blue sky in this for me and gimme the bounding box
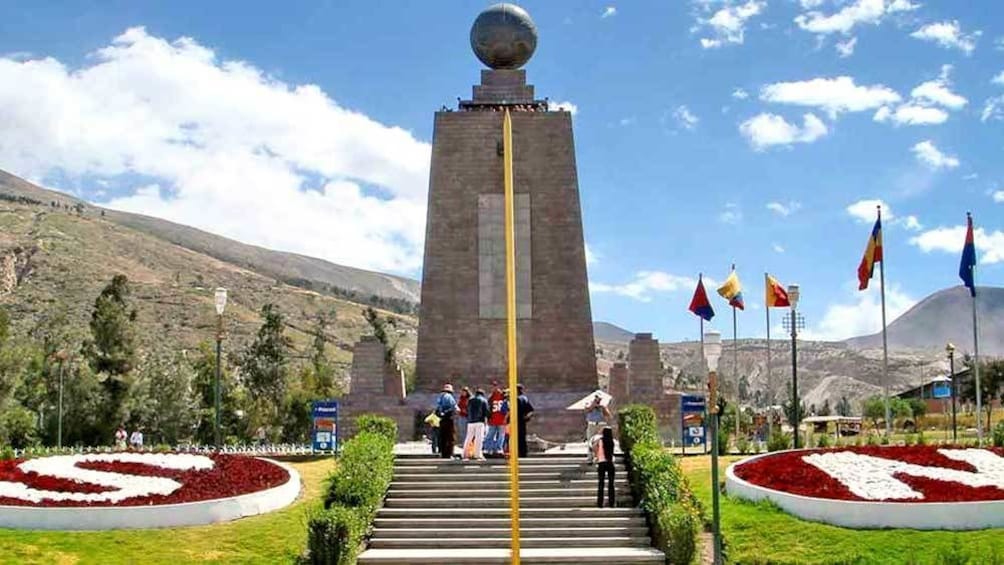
[1,0,1002,344]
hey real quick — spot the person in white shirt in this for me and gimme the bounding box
[129,429,144,450]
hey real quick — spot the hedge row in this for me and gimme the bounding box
[618,405,702,565]
[306,415,397,565]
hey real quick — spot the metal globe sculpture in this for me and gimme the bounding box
[469,3,538,70]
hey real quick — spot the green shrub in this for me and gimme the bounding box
[618,405,701,565]
[716,426,730,455]
[354,415,397,442]
[617,405,660,453]
[735,434,750,455]
[815,434,831,449]
[767,431,791,452]
[306,505,366,565]
[993,421,1004,448]
[866,433,878,446]
[324,431,394,517]
[880,435,890,445]
[0,445,14,461]
[916,430,927,446]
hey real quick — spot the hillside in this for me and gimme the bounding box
[846,285,1004,356]
[0,176,418,378]
[593,321,635,342]
[0,170,420,311]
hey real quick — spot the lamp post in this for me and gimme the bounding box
[787,284,801,449]
[214,287,228,450]
[704,330,723,565]
[53,350,68,449]
[947,342,956,442]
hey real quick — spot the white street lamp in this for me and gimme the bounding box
[213,287,228,450]
[703,329,723,565]
[787,283,801,449]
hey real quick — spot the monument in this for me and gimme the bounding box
[344,3,598,441]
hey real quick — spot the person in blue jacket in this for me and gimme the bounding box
[436,383,458,459]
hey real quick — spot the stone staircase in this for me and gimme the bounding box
[358,453,665,564]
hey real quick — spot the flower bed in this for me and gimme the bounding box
[0,453,289,507]
[726,446,1004,530]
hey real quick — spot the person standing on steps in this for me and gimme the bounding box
[591,426,616,508]
[485,381,507,456]
[456,386,470,454]
[516,383,535,458]
[584,393,612,463]
[464,388,490,461]
[435,383,458,459]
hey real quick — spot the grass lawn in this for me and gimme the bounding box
[682,455,1004,565]
[0,458,333,565]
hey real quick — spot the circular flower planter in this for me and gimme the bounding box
[0,453,300,530]
[726,446,1004,530]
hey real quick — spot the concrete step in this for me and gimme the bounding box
[369,537,651,549]
[358,547,665,564]
[376,507,643,519]
[389,479,629,490]
[373,527,650,538]
[373,517,647,529]
[386,487,631,499]
[383,496,630,509]
[392,465,628,476]
[394,457,624,465]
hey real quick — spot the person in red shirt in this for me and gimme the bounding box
[485,381,507,456]
[456,386,470,454]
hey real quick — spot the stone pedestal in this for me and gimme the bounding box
[341,337,412,440]
[628,333,663,399]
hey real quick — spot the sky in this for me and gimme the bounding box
[1,0,1002,344]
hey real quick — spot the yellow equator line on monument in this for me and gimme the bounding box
[503,108,522,564]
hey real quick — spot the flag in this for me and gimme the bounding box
[857,215,883,291]
[765,274,790,308]
[717,269,745,310]
[959,213,976,297]
[689,277,715,321]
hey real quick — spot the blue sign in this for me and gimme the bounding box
[932,382,951,399]
[311,400,339,452]
[681,394,707,453]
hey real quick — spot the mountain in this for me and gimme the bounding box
[0,169,420,310]
[593,321,636,343]
[846,286,1004,356]
[0,169,418,372]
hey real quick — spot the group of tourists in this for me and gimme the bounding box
[427,381,534,460]
[114,425,144,450]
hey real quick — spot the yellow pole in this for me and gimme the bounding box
[503,109,521,564]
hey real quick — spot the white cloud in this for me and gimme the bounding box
[982,95,1004,122]
[902,215,923,231]
[910,68,967,109]
[732,87,749,100]
[910,226,1004,264]
[618,116,636,126]
[0,27,430,273]
[697,0,766,49]
[801,283,916,341]
[799,0,825,8]
[773,243,786,253]
[911,21,981,55]
[760,76,900,117]
[911,140,959,170]
[887,0,921,13]
[719,202,743,224]
[585,244,600,266]
[836,36,858,58]
[795,0,885,35]
[766,200,802,216]
[549,100,579,115]
[590,271,698,302]
[992,71,1004,86]
[740,112,829,149]
[674,105,700,130]
[846,199,891,223]
[601,6,618,18]
[992,191,1004,204]
[873,104,948,125]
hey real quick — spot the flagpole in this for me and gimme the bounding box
[700,314,706,453]
[765,273,772,439]
[730,264,739,440]
[877,206,892,439]
[970,213,983,444]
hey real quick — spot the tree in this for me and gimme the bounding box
[836,396,852,417]
[363,306,397,362]
[738,374,750,403]
[240,304,292,405]
[132,350,197,446]
[961,358,1004,433]
[907,397,927,420]
[819,399,832,417]
[307,311,338,398]
[863,396,886,429]
[192,342,244,445]
[82,274,138,436]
